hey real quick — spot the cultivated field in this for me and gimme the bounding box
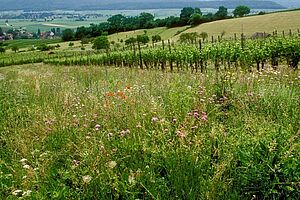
[178,9,300,39]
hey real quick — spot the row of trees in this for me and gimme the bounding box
[62,5,251,42]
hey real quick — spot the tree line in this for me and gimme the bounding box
[62,6,251,42]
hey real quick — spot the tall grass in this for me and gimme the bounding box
[0,64,299,199]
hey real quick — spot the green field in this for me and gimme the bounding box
[3,38,62,49]
[0,18,106,33]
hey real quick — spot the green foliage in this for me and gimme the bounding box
[11,45,19,53]
[179,32,199,44]
[92,35,110,50]
[0,47,5,53]
[152,35,162,43]
[62,29,74,41]
[69,42,74,47]
[215,6,228,19]
[189,13,203,26]
[137,34,150,44]
[199,32,208,40]
[233,5,251,17]
[180,7,195,24]
[139,12,155,29]
[125,37,137,46]
[37,44,55,51]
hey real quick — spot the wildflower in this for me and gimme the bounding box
[82,175,92,184]
[191,126,198,130]
[12,190,22,196]
[23,165,31,169]
[136,123,142,128]
[176,130,186,138]
[20,158,27,164]
[193,111,199,118]
[151,117,159,123]
[120,129,130,137]
[128,174,136,185]
[201,112,208,122]
[72,160,79,169]
[95,124,101,131]
[108,161,117,169]
[22,190,32,197]
[105,92,115,97]
[187,85,192,90]
[172,118,177,123]
[117,91,127,100]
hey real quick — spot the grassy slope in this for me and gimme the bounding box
[175,10,300,40]
[108,26,189,43]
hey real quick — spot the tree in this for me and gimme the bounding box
[199,32,208,41]
[214,6,228,19]
[165,16,181,28]
[11,45,19,53]
[108,14,127,32]
[92,35,110,50]
[0,27,3,36]
[180,7,195,25]
[0,42,5,53]
[233,5,251,17]
[62,29,74,41]
[75,26,87,40]
[152,35,161,43]
[189,13,202,26]
[125,37,137,46]
[194,8,202,15]
[179,32,199,44]
[139,12,155,29]
[137,34,150,44]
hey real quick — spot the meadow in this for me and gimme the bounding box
[0,57,299,199]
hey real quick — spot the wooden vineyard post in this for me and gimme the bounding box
[162,40,165,50]
[282,30,285,38]
[211,36,214,43]
[241,33,245,50]
[199,40,202,50]
[289,29,292,36]
[137,41,143,70]
[168,39,173,71]
[133,43,136,67]
[234,33,237,41]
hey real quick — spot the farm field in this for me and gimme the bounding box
[0,18,106,33]
[177,9,300,39]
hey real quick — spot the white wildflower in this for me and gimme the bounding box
[82,175,92,184]
[108,161,117,169]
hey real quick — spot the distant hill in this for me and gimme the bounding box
[0,0,286,11]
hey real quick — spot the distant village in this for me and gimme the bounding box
[0,24,61,41]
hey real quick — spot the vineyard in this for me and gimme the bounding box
[45,36,300,72]
[1,35,299,72]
